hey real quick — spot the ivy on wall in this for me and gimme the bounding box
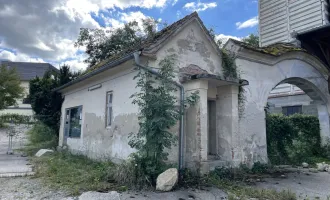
[221,49,246,117]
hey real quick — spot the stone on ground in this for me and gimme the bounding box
[35,149,54,157]
[302,162,309,168]
[156,168,178,192]
[72,191,120,200]
[316,162,329,171]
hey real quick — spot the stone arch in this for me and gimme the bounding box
[237,51,330,165]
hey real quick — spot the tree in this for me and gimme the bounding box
[75,18,159,67]
[242,33,260,47]
[29,65,79,133]
[0,65,24,110]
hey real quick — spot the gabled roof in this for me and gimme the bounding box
[227,39,306,56]
[85,12,221,74]
[56,12,221,92]
[0,61,58,81]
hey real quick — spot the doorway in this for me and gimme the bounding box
[208,100,217,158]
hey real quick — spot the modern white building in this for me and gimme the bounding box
[259,0,329,47]
[0,61,58,116]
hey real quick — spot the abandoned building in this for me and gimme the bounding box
[55,4,330,173]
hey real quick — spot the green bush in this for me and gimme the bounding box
[266,114,322,165]
[24,122,58,155]
[0,114,33,125]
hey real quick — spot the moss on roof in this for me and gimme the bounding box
[230,39,306,56]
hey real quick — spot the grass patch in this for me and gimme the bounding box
[208,175,296,200]
[22,122,58,156]
[180,164,297,200]
[32,151,124,195]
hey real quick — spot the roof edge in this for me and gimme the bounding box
[54,53,135,92]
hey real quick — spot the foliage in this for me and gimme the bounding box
[32,151,117,195]
[75,18,159,67]
[129,54,199,186]
[242,33,260,47]
[29,65,79,133]
[0,113,33,125]
[22,122,58,156]
[208,166,297,200]
[266,114,322,165]
[221,49,246,117]
[0,64,24,110]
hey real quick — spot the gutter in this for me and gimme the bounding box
[53,53,135,92]
[133,52,186,172]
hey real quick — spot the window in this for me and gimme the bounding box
[22,98,31,104]
[106,92,113,127]
[64,106,82,138]
[282,106,302,116]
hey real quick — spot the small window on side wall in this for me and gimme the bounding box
[106,92,113,127]
[282,105,302,116]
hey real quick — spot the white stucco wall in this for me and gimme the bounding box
[148,19,223,78]
[234,49,330,164]
[59,62,140,162]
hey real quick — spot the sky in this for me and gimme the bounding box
[0,0,259,71]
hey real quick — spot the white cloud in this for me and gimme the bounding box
[0,49,46,63]
[236,16,259,30]
[0,0,172,71]
[183,1,217,12]
[215,34,241,47]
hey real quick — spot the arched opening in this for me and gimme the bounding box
[266,77,330,164]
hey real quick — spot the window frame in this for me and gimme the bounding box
[64,105,83,139]
[106,91,113,128]
[282,105,302,116]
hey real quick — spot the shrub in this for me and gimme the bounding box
[266,114,322,165]
[0,114,33,125]
[24,122,58,155]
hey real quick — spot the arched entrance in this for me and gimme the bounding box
[231,46,330,165]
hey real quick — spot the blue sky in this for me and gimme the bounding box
[0,0,259,70]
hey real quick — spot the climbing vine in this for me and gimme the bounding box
[221,49,246,118]
[129,54,199,186]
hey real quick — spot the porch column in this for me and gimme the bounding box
[184,80,208,171]
[216,85,239,165]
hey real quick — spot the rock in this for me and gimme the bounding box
[156,168,178,192]
[317,162,329,171]
[302,162,309,168]
[78,191,120,200]
[309,168,318,173]
[35,149,54,157]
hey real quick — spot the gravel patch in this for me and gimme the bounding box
[0,177,69,200]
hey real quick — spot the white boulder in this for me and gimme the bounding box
[317,162,329,172]
[35,149,54,157]
[302,162,309,168]
[156,168,178,192]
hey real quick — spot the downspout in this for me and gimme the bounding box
[133,52,185,171]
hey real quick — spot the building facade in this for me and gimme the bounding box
[259,0,329,47]
[56,13,330,173]
[0,61,58,116]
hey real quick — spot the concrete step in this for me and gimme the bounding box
[0,171,35,178]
